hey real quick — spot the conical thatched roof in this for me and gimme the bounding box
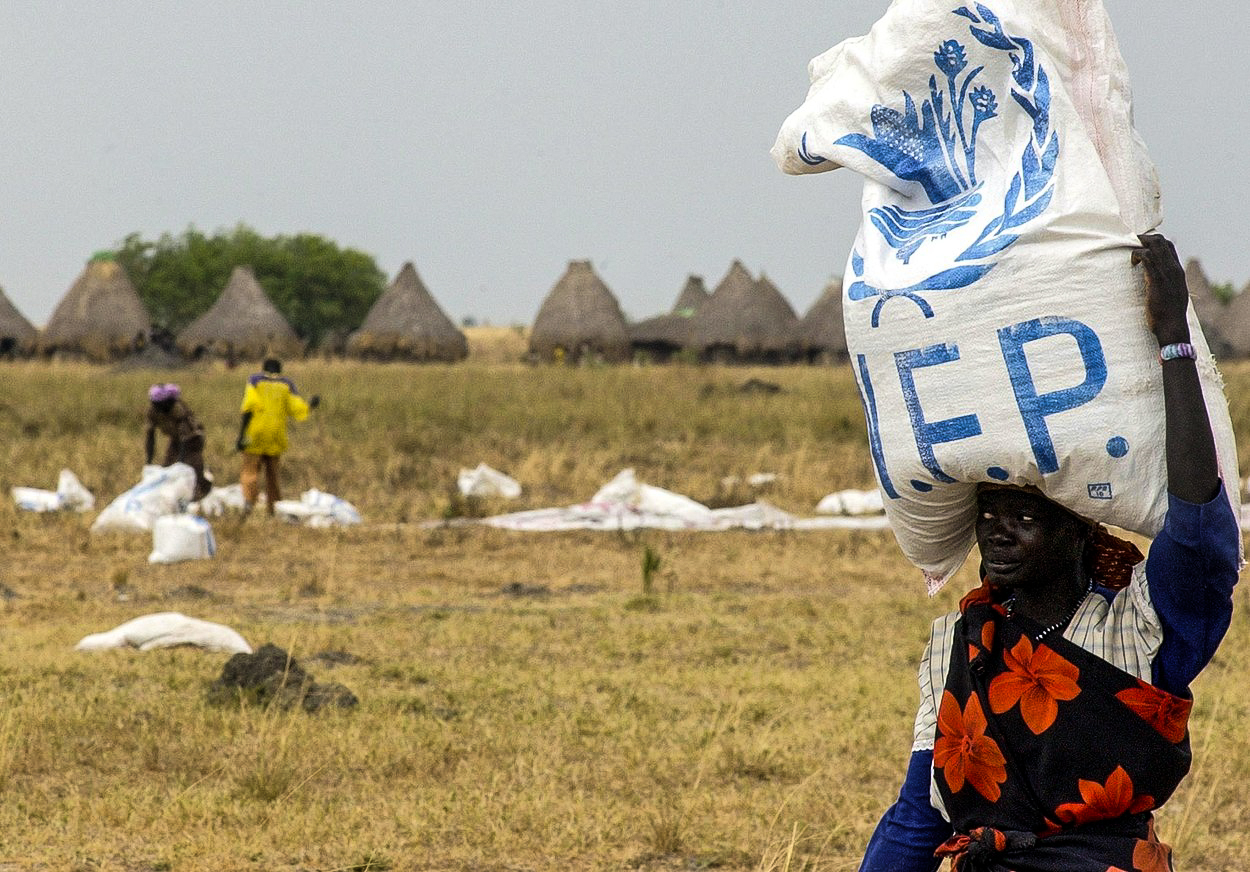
[1185,258,1232,359]
[689,261,800,361]
[628,275,708,353]
[797,277,847,360]
[39,257,151,361]
[345,263,467,362]
[528,260,630,363]
[0,285,36,352]
[176,266,301,360]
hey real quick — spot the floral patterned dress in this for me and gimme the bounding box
[931,589,1191,872]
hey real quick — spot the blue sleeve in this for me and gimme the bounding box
[1145,482,1242,695]
[860,750,950,872]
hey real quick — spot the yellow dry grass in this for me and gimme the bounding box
[463,326,530,365]
[0,359,1246,871]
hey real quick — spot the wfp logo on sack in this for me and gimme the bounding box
[806,3,1060,329]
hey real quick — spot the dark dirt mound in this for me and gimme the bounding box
[207,643,358,712]
[737,378,782,395]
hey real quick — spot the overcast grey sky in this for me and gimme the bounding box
[1,2,1245,327]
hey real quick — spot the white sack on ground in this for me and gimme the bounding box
[12,469,95,513]
[91,464,197,534]
[590,469,714,521]
[274,489,362,527]
[458,464,522,499]
[817,488,886,516]
[56,469,95,511]
[191,483,247,517]
[12,487,62,512]
[477,469,891,532]
[773,0,1239,591]
[75,612,251,654]
[149,515,217,564]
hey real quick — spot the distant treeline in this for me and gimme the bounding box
[115,224,386,345]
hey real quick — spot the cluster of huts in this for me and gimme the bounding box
[0,255,848,365]
[14,254,1239,365]
[0,257,468,364]
[531,259,846,364]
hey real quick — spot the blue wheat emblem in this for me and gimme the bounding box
[806,4,1060,327]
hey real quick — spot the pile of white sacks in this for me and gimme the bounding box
[12,463,362,564]
[90,464,217,563]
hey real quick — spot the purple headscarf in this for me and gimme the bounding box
[148,383,180,403]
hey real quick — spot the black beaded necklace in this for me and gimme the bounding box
[1004,576,1095,642]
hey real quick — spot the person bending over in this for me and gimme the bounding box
[145,383,211,500]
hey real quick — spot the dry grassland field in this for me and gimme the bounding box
[0,342,1248,871]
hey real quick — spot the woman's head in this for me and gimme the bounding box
[975,484,1091,593]
[148,383,180,406]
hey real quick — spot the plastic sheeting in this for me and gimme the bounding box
[479,469,890,533]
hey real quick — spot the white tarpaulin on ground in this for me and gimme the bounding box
[74,612,251,654]
[12,469,95,513]
[478,469,890,532]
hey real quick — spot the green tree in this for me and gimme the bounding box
[114,224,386,345]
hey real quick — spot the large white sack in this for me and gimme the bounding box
[458,463,523,499]
[773,1,1239,590]
[91,463,197,534]
[149,515,217,564]
[75,612,251,654]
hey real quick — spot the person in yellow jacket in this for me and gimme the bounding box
[236,358,319,514]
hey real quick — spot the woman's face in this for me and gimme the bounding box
[975,487,1086,592]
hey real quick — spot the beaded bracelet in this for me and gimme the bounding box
[1159,342,1196,362]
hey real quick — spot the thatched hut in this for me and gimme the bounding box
[797,277,847,363]
[1184,258,1233,359]
[176,266,302,361]
[39,256,151,361]
[345,262,467,362]
[528,260,630,363]
[629,275,709,362]
[689,261,800,363]
[671,275,710,317]
[0,285,37,357]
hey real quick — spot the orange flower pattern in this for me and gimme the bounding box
[1116,679,1192,743]
[934,690,1008,802]
[988,635,1081,734]
[937,593,1193,870]
[1054,766,1155,827]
